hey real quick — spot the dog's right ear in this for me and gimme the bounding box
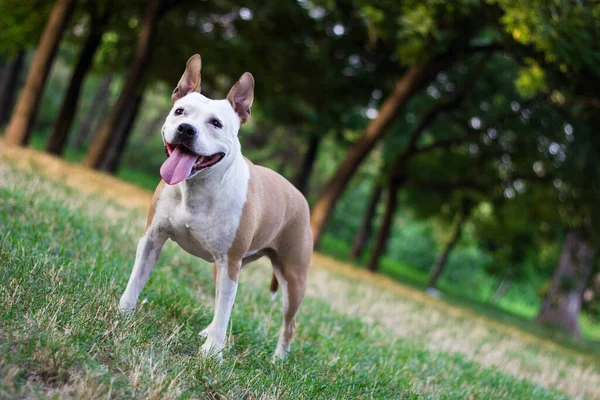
[172,54,202,102]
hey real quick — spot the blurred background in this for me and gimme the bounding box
[1,0,599,344]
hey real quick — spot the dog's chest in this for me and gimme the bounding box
[167,200,239,261]
[155,163,250,262]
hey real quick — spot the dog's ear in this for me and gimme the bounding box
[172,54,202,102]
[227,72,254,124]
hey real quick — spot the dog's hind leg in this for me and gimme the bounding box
[271,255,308,361]
[119,233,166,315]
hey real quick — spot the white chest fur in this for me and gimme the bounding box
[152,154,250,262]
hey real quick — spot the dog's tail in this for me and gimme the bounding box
[269,273,279,300]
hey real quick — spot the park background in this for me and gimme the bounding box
[0,0,599,398]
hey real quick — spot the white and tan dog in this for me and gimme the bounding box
[119,55,312,360]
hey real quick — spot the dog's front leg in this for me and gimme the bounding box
[200,257,240,359]
[119,233,167,315]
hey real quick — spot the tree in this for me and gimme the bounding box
[428,205,470,289]
[99,92,144,173]
[82,0,161,169]
[0,51,25,129]
[46,4,111,155]
[293,133,321,197]
[536,230,595,338]
[3,0,76,146]
[310,0,494,246]
[350,179,383,260]
[70,74,113,150]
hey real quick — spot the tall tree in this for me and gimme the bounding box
[99,92,143,173]
[428,209,469,289]
[70,73,112,150]
[350,179,383,260]
[3,0,76,146]
[82,0,161,169]
[536,230,595,338]
[310,1,492,246]
[294,134,321,197]
[46,5,111,155]
[0,51,25,129]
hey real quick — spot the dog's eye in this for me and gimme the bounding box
[174,108,184,116]
[210,118,223,129]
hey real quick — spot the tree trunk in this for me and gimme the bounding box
[428,213,467,288]
[71,74,113,150]
[350,180,383,260]
[83,0,161,169]
[366,176,403,272]
[491,279,511,303]
[0,51,26,129]
[46,10,110,155]
[294,134,321,197]
[100,93,143,173]
[536,230,594,338]
[310,64,428,246]
[3,0,76,146]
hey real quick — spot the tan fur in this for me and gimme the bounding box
[227,158,312,280]
[226,159,311,350]
[145,180,166,232]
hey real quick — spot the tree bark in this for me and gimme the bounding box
[0,51,26,129]
[310,63,429,246]
[350,180,383,260]
[309,43,488,247]
[366,177,403,272]
[427,213,467,288]
[3,0,76,145]
[362,86,472,272]
[99,92,143,173]
[294,134,321,197]
[46,9,110,155]
[83,0,161,169]
[71,74,113,150]
[491,279,511,303]
[536,230,594,338]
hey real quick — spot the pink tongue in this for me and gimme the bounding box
[160,146,199,185]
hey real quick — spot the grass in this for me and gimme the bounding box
[319,234,600,349]
[0,164,591,398]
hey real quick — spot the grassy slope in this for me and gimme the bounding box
[0,168,582,398]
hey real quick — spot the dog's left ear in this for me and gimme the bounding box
[172,54,202,102]
[227,72,254,124]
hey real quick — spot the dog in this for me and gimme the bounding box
[118,55,312,361]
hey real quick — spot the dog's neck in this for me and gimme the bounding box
[179,138,248,211]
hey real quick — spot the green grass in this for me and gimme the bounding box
[0,168,577,398]
[319,235,600,356]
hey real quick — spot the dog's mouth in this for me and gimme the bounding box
[160,142,225,185]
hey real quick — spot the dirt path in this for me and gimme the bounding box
[1,141,598,399]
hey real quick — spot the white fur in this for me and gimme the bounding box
[119,235,166,314]
[200,256,238,359]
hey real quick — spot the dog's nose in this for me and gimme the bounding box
[177,123,197,137]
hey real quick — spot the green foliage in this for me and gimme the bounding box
[0,0,52,57]
[493,0,600,73]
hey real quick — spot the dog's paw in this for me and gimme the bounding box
[118,298,135,316]
[271,345,290,363]
[200,340,223,363]
[199,323,213,338]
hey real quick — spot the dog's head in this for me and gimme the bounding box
[160,54,254,185]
